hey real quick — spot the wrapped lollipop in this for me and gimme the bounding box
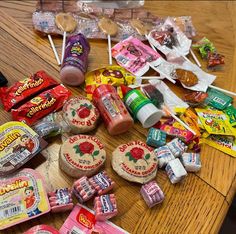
[55,13,77,63]
[98,17,118,65]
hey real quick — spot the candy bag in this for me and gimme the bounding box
[195,108,236,136]
[224,105,236,127]
[200,135,236,157]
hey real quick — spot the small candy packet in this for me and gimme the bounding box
[166,138,187,157]
[224,105,236,127]
[182,91,208,106]
[204,88,232,110]
[0,71,58,111]
[11,84,71,126]
[146,128,167,148]
[195,108,236,136]
[200,135,236,158]
[140,181,164,208]
[180,153,201,172]
[154,145,175,168]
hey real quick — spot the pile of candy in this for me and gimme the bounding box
[0,1,235,233]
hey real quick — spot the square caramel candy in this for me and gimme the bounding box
[180,153,201,172]
[146,128,167,148]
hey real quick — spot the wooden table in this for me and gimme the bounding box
[0,1,235,233]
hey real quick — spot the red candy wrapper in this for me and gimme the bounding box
[0,70,58,111]
[11,84,71,125]
[207,52,225,68]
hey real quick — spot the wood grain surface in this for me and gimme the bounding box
[0,1,235,233]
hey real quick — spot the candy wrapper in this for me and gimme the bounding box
[195,108,236,136]
[60,204,129,234]
[11,84,71,126]
[224,105,236,127]
[24,225,59,234]
[0,121,47,175]
[148,17,192,57]
[200,135,236,158]
[182,91,208,106]
[0,71,58,111]
[207,52,225,69]
[0,169,50,230]
[85,66,136,100]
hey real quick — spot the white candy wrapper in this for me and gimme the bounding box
[154,145,175,168]
[181,153,201,172]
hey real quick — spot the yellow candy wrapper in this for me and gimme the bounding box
[200,135,236,157]
[85,66,135,100]
[195,108,236,136]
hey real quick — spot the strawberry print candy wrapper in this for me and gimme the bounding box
[48,188,74,213]
[140,181,164,208]
[11,84,71,126]
[0,70,58,111]
[94,194,118,221]
[73,176,96,203]
[62,97,100,134]
[89,171,115,195]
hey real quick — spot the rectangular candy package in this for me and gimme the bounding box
[0,71,58,111]
[0,168,50,230]
[11,84,71,126]
[60,204,129,234]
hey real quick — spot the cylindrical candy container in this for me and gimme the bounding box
[60,34,90,86]
[93,84,134,135]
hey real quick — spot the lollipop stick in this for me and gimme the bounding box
[148,63,176,84]
[61,31,67,63]
[108,34,112,65]
[190,49,201,67]
[163,106,196,135]
[209,85,236,97]
[48,34,61,65]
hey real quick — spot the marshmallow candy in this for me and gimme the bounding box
[165,158,187,184]
[167,138,187,157]
[59,135,106,178]
[181,153,201,172]
[154,145,175,168]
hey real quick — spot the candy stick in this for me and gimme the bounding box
[48,34,61,65]
[107,34,112,65]
[61,31,67,63]
[209,85,236,97]
[190,49,201,67]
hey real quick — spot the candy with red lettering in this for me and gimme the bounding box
[0,71,58,111]
[180,153,201,172]
[62,97,100,134]
[140,181,164,208]
[89,171,115,195]
[165,158,187,184]
[24,225,59,234]
[154,145,175,168]
[48,188,74,213]
[166,138,187,157]
[73,176,96,203]
[11,84,71,126]
[59,135,106,178]
[94,194,118,221]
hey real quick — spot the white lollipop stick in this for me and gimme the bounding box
[61,31,67,63]
[148,63,176,84]
[163,106,197,135]
[209,85,236,97]
[108,34,112,65]
[48,34,61,65]
[190,49,201,67]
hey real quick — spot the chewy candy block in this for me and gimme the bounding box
[180,153,201,172]
[140,181,164,208]
[94,194,118,221]
[73,176,96,203]
[48,188,73,213]
[154,145,175,168]
[89,171,115,195]
[165,158,187,184]
[167,138,187,157]
[146,128,167,148]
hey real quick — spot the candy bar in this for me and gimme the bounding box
[140,181,164,208]
[180,153,201,172]
[146,128,166,148]
[94,194,118,221]
[0,71,58,111]
[166,138,187,157]
[165,158,187,184]
[154,145,175,168]
[89,171,115,195]
[73,176,96,203]
[48,188,73,213]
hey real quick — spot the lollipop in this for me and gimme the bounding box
[98,17,118,65]
[55,13,77,63]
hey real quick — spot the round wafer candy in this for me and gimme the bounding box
[59,135,106,178]
[55,13,77,33]
[63,97,100,134]
[112,141,158,184]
